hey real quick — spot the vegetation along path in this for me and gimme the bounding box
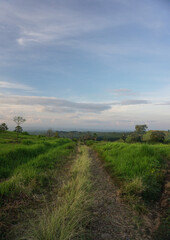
[88,148,153,240]
[2,143,163,239]
[23,145,91,240]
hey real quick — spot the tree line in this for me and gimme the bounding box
[0,119,167,143]
[123,124,166,143]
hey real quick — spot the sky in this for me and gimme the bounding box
[0,0,170,131]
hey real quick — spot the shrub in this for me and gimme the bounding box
[150,131,165,143]
[22,131,30,135]
[126,133,141,143]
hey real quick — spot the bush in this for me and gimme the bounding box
[126,133,141,143]
[22,131,30,135]
[150,131,165,143]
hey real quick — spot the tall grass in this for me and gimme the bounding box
[93,142,170,203]
[0,138,73,179]
[0,143,51,179]
[29,145,91,240]
[0,140,76,201]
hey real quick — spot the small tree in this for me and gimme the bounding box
[121,134,126,142]
[55,131,59,138]
[130,124,148,142]
[15,126,23,133]
[46,129,54,137]
[93,133,97,141]
[135,124,148,134]
[150,131,165,143]
[13,116,26,142]
[0,123,8,132]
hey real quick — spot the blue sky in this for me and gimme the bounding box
[0,0,170,131]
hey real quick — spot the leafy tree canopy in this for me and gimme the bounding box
[13,116,26,126]
[135,124,148,134]
[46,129,54,137]
[0,123,8,132]
[15,126,23,133]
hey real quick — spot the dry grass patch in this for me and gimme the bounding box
[29,145,92,240]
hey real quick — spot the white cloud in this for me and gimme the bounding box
[0,93,169,130]
[0,80,33,91]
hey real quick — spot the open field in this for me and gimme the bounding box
[92,141,170,206]
[0,132,77,239]
[0,131,170,239]
[0,132,76,202]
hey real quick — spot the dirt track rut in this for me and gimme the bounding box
[88,148,152,240]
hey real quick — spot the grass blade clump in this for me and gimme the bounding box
[0,140,76,201]
[93,142,170,205]
[29,146,91,240]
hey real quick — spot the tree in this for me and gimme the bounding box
[0,123,8,132]
[13,116,26,142]
[150,131,165,143]
[135,124,148,134]
[46,129,54,137]
[93,133,97,141]
[15,126,23,133]
[121,134,126,142]
[129,124,148,142]
[55,132,59,138]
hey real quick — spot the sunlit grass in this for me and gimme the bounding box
[29,146,91,240]
[0,137,76,201]
[93,142,170,204]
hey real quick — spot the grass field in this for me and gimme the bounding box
[0,132,76,203]
[1,131,170,239]
[29,145,91,240]
[92,141,170,210]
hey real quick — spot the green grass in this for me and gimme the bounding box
[92,142,170,207]
[0,132,76,202]
[0,143,52,178]
[29,145,91,240]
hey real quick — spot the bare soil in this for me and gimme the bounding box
[88,148,153,240]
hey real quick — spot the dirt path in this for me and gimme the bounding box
[88,148,153,240]
[1,154,75,240]
[2,145,157,240]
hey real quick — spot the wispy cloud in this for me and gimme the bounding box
[0,94,112,113]
[120,99,150,105]
[156,101,170,105]
[0,80,33,91]
[0,3,110,47]
[0,93,169,130]
[110,88,137,96]
[0,94,151,113]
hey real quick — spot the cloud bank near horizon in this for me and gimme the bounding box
[0,88,169,131]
